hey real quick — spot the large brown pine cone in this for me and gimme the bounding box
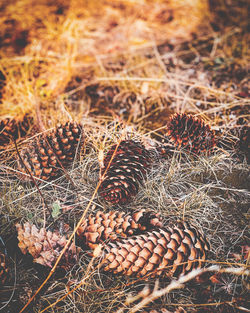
[0,114,32,146]
[16,121,84,181]
[0,251,10,285]
[100,221,210,278]
[99,140,153,204]
[164,113,215,155]
[16,222,78,269]
[77,209,163,250]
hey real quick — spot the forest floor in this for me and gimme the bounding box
[0,0,249,312]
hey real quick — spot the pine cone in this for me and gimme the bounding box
[100,221,210,278]
[112,91,140,117]
[164,113,215,155]
[217,125,249,163]
[16,121,84,181]
[85,83,120,114]
[77,209,163,250]
[0,114,32,146]
[0,251,10,285]
[16,222,78,269]
[239,126,250,162]
[99,140,153,204]
[85,84,141,118]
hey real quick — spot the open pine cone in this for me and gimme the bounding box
[100,221,210,278]
[16,121,84,181]
[164,113,215,155]
[77,209,163,250]
[16,222,78,269]
[0,251,10,285]
[217,125,249,163]
[99,140,153,204]
[85,83,120,115]
[238,125,250,162]
[0,114,32,146]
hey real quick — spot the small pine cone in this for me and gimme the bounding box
[99,140,153,204]
[0,114,32,146]
[16,222,78,269]
[217,125,249,163]
[239,126,250,162]
[77,209,163,250]
[112,91,140,117]
[85,83,120,112]
[100,221,210,278]
[0,251,10,285]
[16,121,84,181]
[164,113,215,155]
[86,83,143,118]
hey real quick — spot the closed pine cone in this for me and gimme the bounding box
[0,114,32,146]
[77,209,163,250]
[16,121,84,181]
[99,140,153,204]
[100,221,210,278]
[0,251,10,285]
[164,113,215,155]
[16,222,78,269]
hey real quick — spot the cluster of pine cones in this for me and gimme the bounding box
[1,112,248,185]
[0,112,248,286]
[14,209,210,281]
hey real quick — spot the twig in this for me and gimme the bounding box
[116,265,249,313]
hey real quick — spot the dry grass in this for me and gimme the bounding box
[0,0,249,312]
